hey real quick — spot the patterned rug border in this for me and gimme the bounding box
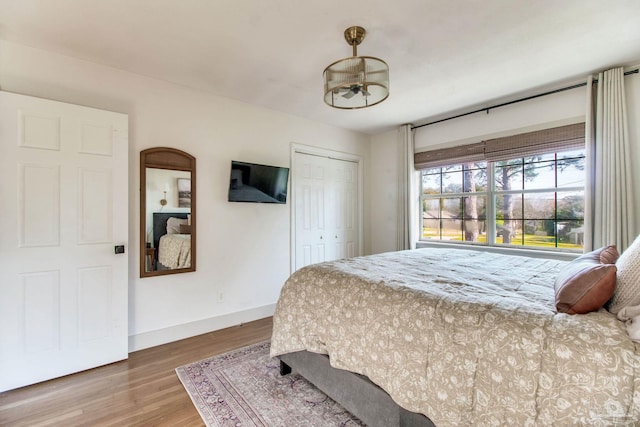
[175,340,364,427]
[175,341,271,426]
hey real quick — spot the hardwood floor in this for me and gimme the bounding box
[0,317,273,427]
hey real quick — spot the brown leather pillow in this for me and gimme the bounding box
[179,224,192,234]
[554,245,619,314]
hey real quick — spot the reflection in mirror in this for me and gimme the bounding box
[146,168,191,270]
[140,148,196,278]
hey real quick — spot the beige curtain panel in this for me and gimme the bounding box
[584,67,637,252]
[397,124,417,250]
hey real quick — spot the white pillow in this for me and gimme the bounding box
[608,234,640,314]
[166,217,188,234]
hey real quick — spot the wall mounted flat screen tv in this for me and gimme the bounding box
[228,160,290,204]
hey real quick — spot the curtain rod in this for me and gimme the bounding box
[412,68,639,130]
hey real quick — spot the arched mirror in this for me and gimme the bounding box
[140,147,196,277]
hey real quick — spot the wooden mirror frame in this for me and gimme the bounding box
[140,147,196,277]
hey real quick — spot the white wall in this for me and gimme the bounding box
[0,40,371,350]
[414,85,586,152]
[369,72,640,254]
[370,128,400,254]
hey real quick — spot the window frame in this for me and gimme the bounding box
[419,150,585,252]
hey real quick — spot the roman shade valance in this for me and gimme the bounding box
[414,142,485,169]
[484,122,585,162]
[413,123,585,169]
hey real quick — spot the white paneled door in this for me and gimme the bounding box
[293,151,359,271]
[0,92,128,392]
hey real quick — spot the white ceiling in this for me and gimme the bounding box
[1,0,639,135]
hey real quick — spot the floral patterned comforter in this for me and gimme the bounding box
[158,233,191,268]
[270,248,640,426]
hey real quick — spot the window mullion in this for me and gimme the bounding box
[487,162,496,245]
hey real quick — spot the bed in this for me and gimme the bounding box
[152,212,191,270]
[270,247,640,426]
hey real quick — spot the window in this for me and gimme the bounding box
[420,149,585,251]
[421,162,488,242]
[416,123,587,252]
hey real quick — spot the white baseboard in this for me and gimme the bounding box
[128,303,276,352]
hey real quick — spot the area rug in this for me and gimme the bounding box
[175,341,365,427]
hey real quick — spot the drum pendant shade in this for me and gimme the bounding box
[323,26,389,109]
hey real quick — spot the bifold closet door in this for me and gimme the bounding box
[0,91,129,392]
[293,152,359,271]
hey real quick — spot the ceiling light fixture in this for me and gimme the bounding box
[323,26,389,109]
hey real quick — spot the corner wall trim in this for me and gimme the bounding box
[128,303,276,352]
